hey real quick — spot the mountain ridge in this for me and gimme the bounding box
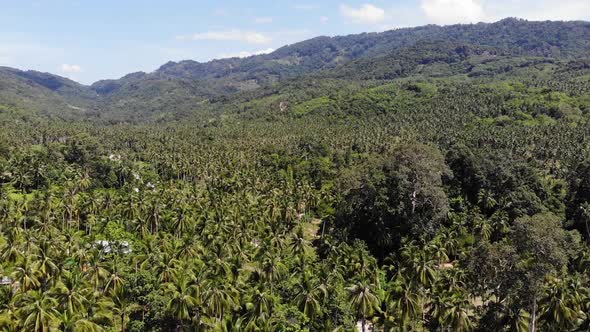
[2,18,590,122]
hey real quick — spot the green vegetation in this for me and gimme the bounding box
[2,18,590,331]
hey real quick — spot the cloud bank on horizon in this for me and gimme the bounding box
[0,0,588,84]
[336,0,590,27]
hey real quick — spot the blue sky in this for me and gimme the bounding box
[1,0,589,84]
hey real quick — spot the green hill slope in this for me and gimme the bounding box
[2,18,590,122]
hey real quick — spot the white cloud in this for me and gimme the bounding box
[320,16,329,23]
[219,48,275,59]
[61,63,82,73]
[178,30,272,44]
[421,0,485,24]
[511,0,590,21]
[340,4,386,24]
[254,17,274,24]
[418,0,590,25]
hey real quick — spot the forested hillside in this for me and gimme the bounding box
[2,18,590,122]
[2,18,590,331]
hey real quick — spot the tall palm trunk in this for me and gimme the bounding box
[529,296,536,332]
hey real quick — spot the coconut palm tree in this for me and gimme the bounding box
[15,290,59,332]
[12,256,41,292]
[57,311,105,332]
[294,273,328,323]
[243,289,275,329]
[83,249,110,290]
[163,272,200,331]
[386,274,420,330]
[430,289,473,332]
[257,252,285,295]
[539,275,587,330]
[0,286,20,332]
[204,283,239,321]
[111,287,141,332]
[53,270,93,317]
[347,282,380,332]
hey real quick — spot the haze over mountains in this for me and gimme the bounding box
[1,18,590,122]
